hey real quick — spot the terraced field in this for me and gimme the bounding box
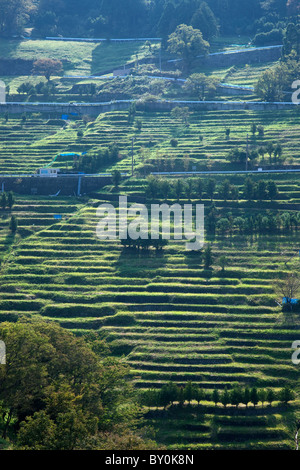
[0,174,300,448]
[0,39,159,77]
[1,108,298,175]
[80,109,300,172]
[0,117,80,174]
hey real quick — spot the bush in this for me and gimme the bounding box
[253,29,283,46]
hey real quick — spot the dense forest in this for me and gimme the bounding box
[0,0,299,38]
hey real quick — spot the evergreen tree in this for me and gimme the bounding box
[206,179,216,201]
[250,387,259,407]
[212,389,220,406]
[242,387,251,408]
[267,388,276,406]
[0,192,7,210]
[204,244,213,270]
[9,215,18,233]
[191,2,219,40]
[220,387,230,408]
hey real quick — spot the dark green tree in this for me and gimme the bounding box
[167,24,209,71]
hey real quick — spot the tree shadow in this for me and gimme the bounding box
[115,246,168,280]
[91,41,144,75]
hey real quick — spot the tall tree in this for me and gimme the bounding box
[0,0,28,36]
[167,24,209,71]
[191,1,219,40]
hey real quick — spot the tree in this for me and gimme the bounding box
[267,180,279,200]
[243,177,255,201]
[277,273,300,308]
[184,381,196,405]
[32,59,63,81]
[230,386,243,407]
[196,179,203,200]
[135,119,143,132]
[194,387,205,405]
[0,192,7,210]
[258,389,267,407]
[227,147,246,164]
[219,179,231,202]
[184,73,219,101]
[112,170,122,189]
[0,319,151,449]
[220,387,230,408]
[217,218,230,235]
[255,68,283,102]
[282,22,300,59]
[267,388,276,406]
[274,143,283,164]
[266,142,274,164]
[206,179,216,201]
[255,58,300,102]
[218,255,229,272]
[204,244,213,270]
[257,125,264,137]
[251,123,257,135]
[212,389,220,406]
[171,106,190,126]
[257,180,267,201]
[167,24,209,72]
[0,0,28,36]
[242,387,251,408]
[175,179,183,200]
[250,387,259,407]
[191,2,219,40]
[9,215,18,233]
[279,386,295,404]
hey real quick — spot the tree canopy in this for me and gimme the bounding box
[167,24,209,71]
[0,319,156,449]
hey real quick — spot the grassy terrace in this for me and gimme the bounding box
[0,178,300,448]
[0,117,80,174]
[1,108,299,175]
[1,108,297,175]
[0,39,159,77]
[84,109,300,173]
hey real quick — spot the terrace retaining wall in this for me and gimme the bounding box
[0,176,111,196]
[0,99,297,116]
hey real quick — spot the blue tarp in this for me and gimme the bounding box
[282,297,298,304]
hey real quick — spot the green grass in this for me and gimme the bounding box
[1,108,298,176]
[0,39,159,77]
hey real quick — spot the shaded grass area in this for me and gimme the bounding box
[0,39,159,76]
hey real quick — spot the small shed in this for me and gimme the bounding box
[36,168,59,177]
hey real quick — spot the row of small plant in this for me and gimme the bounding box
[145,177,279,202]
[208,207,300,236]
[139,382,295,410]
[227,142,284,165]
